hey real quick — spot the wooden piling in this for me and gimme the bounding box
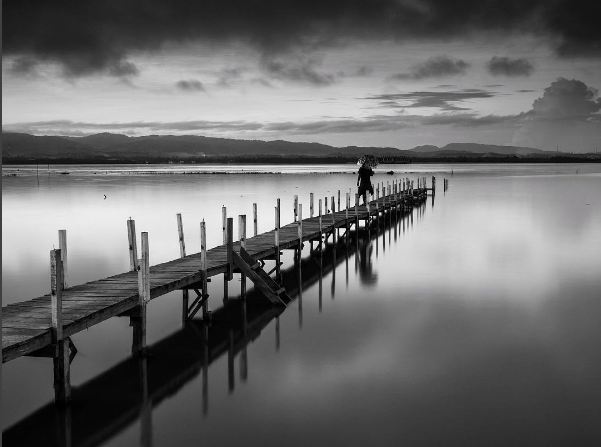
[49,251,71,404]
[253,203,258,236]
[176,214,186,258]
[294,195,298,222]
[224,218,233,301]
[222,206,227,244]
[176,214,188,325]
[275,199,281,281]
[297,204,303,246]
[58,230,68,287]
[337,190,341,211]
[200,220,209,318]
[50,249,64,342]
[310,193,314,217]
[127,219,138,271]
[319,198,322,216]
[239,215,247,298]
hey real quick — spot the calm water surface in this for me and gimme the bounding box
[2,163,601,446]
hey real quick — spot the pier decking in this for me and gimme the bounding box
[2,177,437,405]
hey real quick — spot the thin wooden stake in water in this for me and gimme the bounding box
[253,203,258,236]
[200,220,209,318]
[127,219,138,271]
[275,199,281,281]
[50,249,64,341]
[310,193,314,217]
[138,232,150,304]
[319,198,322,216]
[239,214,247,298]
[294,195,298,222]
[298,204,303,243]
[176,214,188,324]
[58,230,67,287]
[176,213,186,258]
[222,207,227,244]
[337,190,341,211]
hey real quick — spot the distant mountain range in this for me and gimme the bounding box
[2,132,599,163]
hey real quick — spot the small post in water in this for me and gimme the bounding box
[239,215,247,298]
[176,214,188,325]
[200,220,209,319]
[253,203,258,236]
[222,206,227,244]
[224,218,233,302]
[127,218,138,271]
[294,195,298,222]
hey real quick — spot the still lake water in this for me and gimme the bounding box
[2,163,601,446]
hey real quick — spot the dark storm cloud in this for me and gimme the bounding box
[4,1,600,77]
[391,57,470,80]
[175,79,206,92]
[487,57,534,76]
[260,55,336,86]
[367,89,496,111]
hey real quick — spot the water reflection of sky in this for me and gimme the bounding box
[2,164,601,445]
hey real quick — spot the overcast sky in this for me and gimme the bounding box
[3,0,601,151]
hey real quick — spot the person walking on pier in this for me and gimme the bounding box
[357,155,375,205]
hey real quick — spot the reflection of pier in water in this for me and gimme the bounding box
[4,201,429,447]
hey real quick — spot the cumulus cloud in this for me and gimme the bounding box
[487,56,534,76]
[514,78,601,150]
[175,79,206,92]
[391,57,470,80]
[4,1,600,77]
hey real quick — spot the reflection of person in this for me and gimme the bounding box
[358,236,378,286]
[357,163,374,205]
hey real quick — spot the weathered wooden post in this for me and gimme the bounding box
[176,214,189,325]
[297,204,303,266]
[331,195,336,242]
[294,195,298,222]
[253,203,258,236]
[337,190,341,212]
[345,192,350,237]
[58,230,68,287]
[319,198,322,217]
[310,193,314,217]
[239,215,247,298]
[50,248,70,405]
[127,218,138,271]
[431,176,436,196]
[131,232,149,358]
[275,199,281,281]
[318,215,323,249]
[200,220,209,319]
[224,218,233,301]
[298,204,303,247]
[222,206,227,244]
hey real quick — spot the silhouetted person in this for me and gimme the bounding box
[357,162,374,205]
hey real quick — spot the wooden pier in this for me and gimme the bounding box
[2,176,438,406]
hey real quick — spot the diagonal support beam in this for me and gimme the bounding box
[233,248,291,306]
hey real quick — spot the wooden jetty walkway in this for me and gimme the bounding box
[2,176,441,406]
[3,229,381,447]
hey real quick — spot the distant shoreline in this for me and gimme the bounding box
[3,156,600,164]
